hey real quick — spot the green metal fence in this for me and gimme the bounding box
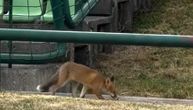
[2,0,99,25]
[0,0,99,64]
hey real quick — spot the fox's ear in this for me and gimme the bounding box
[110,76,114,82]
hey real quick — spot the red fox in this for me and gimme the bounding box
[36,62,118,99]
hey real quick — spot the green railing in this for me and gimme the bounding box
[1,28,193,64]
[1,29,193,48]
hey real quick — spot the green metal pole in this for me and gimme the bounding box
[0,29,193,47]
[50,0,65,30]
[50,0,67,64]
[8,0,13,68]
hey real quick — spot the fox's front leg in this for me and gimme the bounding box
[80,86,88,98]
[93,90,104,99]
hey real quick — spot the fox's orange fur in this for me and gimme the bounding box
[36,62,117,99]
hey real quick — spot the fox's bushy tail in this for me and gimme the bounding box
[36,72,58,92]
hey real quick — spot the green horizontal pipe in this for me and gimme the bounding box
[0,43,66,64]
[0,28,193,47]
[64,0,99,28]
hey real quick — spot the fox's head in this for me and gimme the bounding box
[105,76,118,100]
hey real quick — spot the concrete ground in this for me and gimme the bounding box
[13,91,193,105]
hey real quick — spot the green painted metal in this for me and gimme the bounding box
[0,43,66,64]
[40,0,53,23]
[8,0,13,67]
[50,0,67,64]
[50,0,65,30]
[69,0,75,16]
[0,28,193,47]
[64,0,99,28]
[40,0,75,23]
[8,0,13,25]
[0,0,68,64]
[3,0,42,22]
[0,0,3,15]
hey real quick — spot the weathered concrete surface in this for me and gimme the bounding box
[0,64,70,92]
[0,41,57,53]
[13,91,193,105]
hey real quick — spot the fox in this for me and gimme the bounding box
[36,61,118,99]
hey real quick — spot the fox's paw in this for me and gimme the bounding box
[114,96,119,100]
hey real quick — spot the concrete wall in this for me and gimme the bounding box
[0,64,71,92]
[0,41,57,54]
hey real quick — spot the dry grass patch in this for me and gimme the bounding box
[96,0,193,99]
[0,92,193,110]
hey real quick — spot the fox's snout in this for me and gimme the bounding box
[110,92,118,100]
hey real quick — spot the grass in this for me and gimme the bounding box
[1,92,193,110]
[2,0,193,109]
[96,0,193,99]
[133,0,193,35]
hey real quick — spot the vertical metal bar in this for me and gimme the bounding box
[39,0,45,29]
[63,0,75,28]
[0,40,1,91]
[51,0,67,62]
[50,0,67,60]
[69,43,74,62]
[51,0,70,92]
[9,0,13,25]
[27,0,30,21]
[8,0,13,68]
[50,0,65,30]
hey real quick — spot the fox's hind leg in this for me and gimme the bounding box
[49,68,70,95]
[49,80,69,95]
[80,86,88,98]
[72,82,80,97]
[49,85,59,95]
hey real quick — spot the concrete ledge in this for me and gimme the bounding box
[11,91,193,105]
